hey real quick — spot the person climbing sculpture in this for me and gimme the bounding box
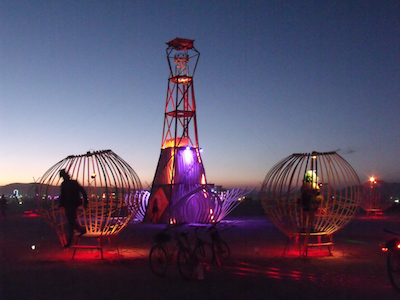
[59,169,88,248]
[300,170,323,233]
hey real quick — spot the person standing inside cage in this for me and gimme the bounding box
[59,169,88,248]
[300,170,323,232]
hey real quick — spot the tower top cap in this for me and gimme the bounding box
[166,37,194,50]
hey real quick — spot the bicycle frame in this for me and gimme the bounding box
[207,223,230,265]
[149,223,190,277]
[150,223,211,279]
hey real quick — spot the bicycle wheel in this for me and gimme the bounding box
[149,245,169,277]
[177,248,197,279]
[194,241,213,265]
[217,240,231,260]
[388,250,400,291]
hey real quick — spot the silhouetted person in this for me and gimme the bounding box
[300,171,322,233]
[59,169,88,248]
[0,195,7,216]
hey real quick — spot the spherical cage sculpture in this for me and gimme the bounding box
[360,180,391,214]
[37,150,142,246]
[260,151,361,237]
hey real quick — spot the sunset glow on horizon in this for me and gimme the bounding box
[1,1,399,189]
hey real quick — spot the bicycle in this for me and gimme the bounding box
[149,223,204,279]
[149,223,189,277]
[208,223,230,266]
[177,225,213,279]
[381,229,400,292]
[188,226,214,265]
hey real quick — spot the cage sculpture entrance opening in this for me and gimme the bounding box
[260,151,361,237]
[37,150,142,247]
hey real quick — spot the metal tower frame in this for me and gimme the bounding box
[161,37,200,149]
[146,38,249,224]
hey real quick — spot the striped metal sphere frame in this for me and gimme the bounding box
[360,180,392,214]
[37,150,142,246]
[260,151,361,237]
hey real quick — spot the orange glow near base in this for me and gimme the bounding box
[201,174,206,185]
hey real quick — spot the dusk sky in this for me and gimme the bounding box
[1,0,399,189]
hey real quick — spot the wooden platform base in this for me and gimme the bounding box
[365,209,383,217]
[285,232,334,256]
[70,233,119,259]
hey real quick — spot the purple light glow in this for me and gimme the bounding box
[184,147,194,164]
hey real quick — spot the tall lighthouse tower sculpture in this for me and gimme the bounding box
[145,37,247,224]
[146,37,208,224]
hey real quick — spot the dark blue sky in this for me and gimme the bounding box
[1,0,399,188]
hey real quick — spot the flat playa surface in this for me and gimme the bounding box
[1,203,400,300]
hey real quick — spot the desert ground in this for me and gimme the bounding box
[1,200,400,300]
